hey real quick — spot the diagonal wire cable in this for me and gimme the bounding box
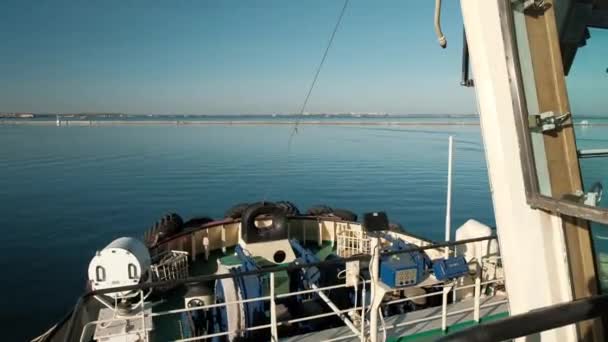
[265,0,349,203]
[288,0,350,147]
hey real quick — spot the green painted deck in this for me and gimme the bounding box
[387,311,509,341]
[280,295,509,342]
[152,248,235,341]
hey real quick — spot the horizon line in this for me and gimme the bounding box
[1,112,480,116]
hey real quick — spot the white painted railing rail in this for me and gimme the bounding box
[78,255,505,342]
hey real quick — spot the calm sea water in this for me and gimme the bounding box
[0,122,605,340]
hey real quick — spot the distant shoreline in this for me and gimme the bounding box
[1,119,481,126]
[1,119,603,127]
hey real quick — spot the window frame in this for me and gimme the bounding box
[499,0,608,225]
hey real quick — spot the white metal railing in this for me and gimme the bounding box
[170,280,367,342]
[78,254,505,342]
[316,299,510,342]
[337,229,370,257]
[324,280,507,342]
[151,250,189,282]
[81,290,150,342]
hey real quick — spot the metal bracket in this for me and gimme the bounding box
[528,111,571,132]
[461,29,475,88]
[561,183,603,207]
[585,183,603,207]
[345,260,360,287]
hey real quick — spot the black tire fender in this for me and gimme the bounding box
[331,208,357,222]
[275,200,301,216]
[306,205,333,216]
[183,216,214,229]
[224,203,250,219]
[241,202,287,243]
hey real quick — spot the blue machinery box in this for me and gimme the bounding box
[432,256,469,281]
[380,253,424,288]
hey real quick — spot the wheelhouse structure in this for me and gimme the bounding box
[453,0,608,340]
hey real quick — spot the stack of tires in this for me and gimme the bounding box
[224,201,357,222]
[145,213,215,247]
[224,201,300,219]
[305,205,357,222]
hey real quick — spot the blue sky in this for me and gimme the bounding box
[567,28,608,116]
[0,1,605,115]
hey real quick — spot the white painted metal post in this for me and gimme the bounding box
[270,272,278,341]
[444,135,453,259]
[319,222,323,246]
[140,290,147,342]
[441,284,451,332]
[474,264,481,322]
[331,222,336,247]
[441,136,454,333]
[360,280,366,342]
[203,235,210,261]
[369,237,381,342]
[221,225,226,254]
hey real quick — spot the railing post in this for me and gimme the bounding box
[442,135,454,334]
[331,222,336,247]
[140,290,147,342]
[203,235,210,261]
[444,135,453,261]
[369,237,381,342]
[474,263,481,323]
[441,283,451,332]
[270,272,278,341]
[221,224,226,254]
[360,281,366,342]
[318,221,323,246]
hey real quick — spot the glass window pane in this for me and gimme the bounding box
[568,28,608,210]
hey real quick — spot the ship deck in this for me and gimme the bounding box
[281,294,509,341]
[150,240,507,341]
[34,216,505,342]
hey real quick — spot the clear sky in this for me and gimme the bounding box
[0,0,605,115]
[567,28,608,117]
